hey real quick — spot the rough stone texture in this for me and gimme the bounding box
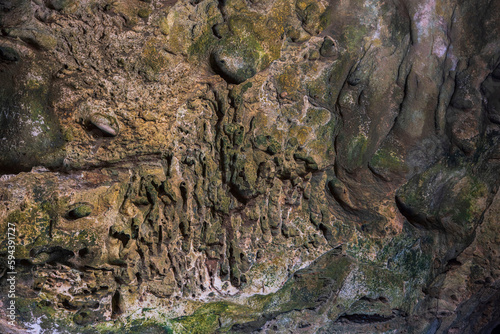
[0,0,499,332]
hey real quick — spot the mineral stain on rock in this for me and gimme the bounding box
[0,0,499,333]
[0,61,65,173]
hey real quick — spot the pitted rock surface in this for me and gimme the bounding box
[0,0,499,333]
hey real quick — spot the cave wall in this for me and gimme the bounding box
[0,0,499,332]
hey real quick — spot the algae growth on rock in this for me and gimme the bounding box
[0,0,500,333]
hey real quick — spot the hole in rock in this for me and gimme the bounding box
[19,259,32,267]
[136,272,143,285]
[78,248,89,258]
[111,291,122,318]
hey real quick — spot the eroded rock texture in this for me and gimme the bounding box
[0,0,499,332]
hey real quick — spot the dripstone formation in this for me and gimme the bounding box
[0,0,499,332]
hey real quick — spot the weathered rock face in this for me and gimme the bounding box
[0,0,499,332]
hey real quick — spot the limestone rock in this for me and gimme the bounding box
[0,0,499,333]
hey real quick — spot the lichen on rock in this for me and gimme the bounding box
[0,0,500,333]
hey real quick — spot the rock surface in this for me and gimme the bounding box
[0,0,499,332]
